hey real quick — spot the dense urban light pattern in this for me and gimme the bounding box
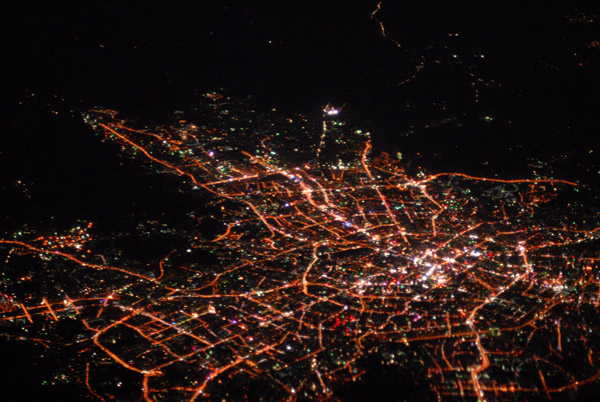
[1,96,599,401]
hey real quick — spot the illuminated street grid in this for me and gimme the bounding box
[1,96,599,401]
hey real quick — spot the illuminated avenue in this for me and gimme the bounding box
[1,95,599,401]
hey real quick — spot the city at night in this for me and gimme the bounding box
[2,1,599,401]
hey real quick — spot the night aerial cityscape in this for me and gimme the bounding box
[1,1,599,401]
